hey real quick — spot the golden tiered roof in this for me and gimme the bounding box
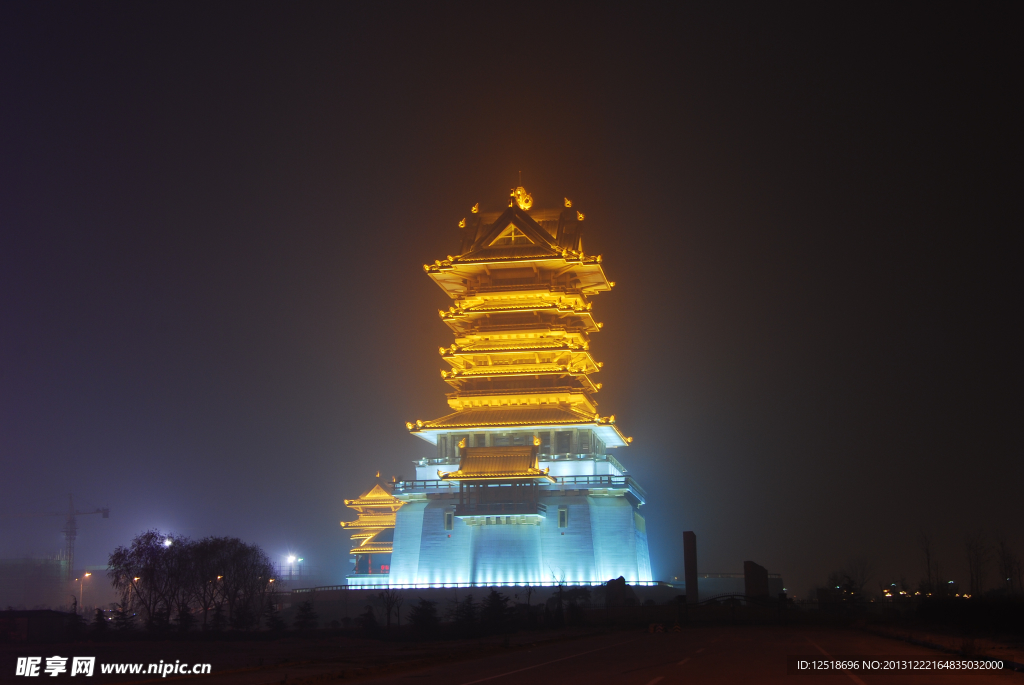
[341,483,403,556]
[438,445,555,481]
[343,483,403,513]
[407,188,631,447]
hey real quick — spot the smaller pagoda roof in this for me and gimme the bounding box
[344,483,403,512]
[438,445,554,481]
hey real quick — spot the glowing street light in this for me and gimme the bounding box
[126,576,140,608]
[80,572,92,609]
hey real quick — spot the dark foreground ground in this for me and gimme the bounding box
[4,625,1022,685]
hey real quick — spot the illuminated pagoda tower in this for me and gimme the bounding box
[342,480,403,576]
[346,186,652,587]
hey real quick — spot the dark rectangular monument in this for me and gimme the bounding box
[684,530,698,604]
[744,560,770,598]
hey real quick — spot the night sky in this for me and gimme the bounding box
[1,3,1017,598]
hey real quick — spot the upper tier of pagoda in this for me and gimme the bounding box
[407,187,630,449]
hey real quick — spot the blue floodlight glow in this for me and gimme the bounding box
[378,491,652,588]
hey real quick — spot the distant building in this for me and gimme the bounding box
[0,558,68,610]
[744,560,770,598]
[0,610,73,643]
[343,187,652,587]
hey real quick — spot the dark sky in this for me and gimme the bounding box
[1,3,1018,597]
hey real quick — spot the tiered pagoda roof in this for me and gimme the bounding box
[438,445,555,481]
[406,187,632,448]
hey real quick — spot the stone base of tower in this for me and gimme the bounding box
[386,483,652,587]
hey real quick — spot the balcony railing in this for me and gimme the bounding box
[392,475,646,503]
[553,475,647,503]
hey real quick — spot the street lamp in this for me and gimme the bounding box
[127,576,140,609]
[80,572,92,609]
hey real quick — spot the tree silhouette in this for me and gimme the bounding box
[91,608,108,636]
[409,598,438,634]
[264,603,287,633]
[112,604,134,632]
[358,605,377,632]
[480,590,512,634]
[293,600,318,631]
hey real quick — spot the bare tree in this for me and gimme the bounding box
[995,538,1020,594]
[843,557,874,598]
[108,531,274,632]
[191,537,227,628]
[965,532,989,596]
[919,530,935,592]
[108,530,186,629]
[378,588,404,631]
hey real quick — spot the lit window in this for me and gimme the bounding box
[579,431,591,453]
[555,431,571,454]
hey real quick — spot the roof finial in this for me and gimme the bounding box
[512,184,533,211]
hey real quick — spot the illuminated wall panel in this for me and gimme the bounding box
[416,500,472,585]
[388,501,425,584]
[469,523,544,585]
[588,496,640,582]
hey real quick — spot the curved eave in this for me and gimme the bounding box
[408,419,630,448]
[442,366,600,379]
[426,258,611,298]
[447,342,584,354]
[443,351,600,375]
[439,473,557,483]
[441,303,595,319]
[350,545,393,555]
[343,500,403,510]
[442,372,601,395]
[427,254,601,270]
[442,312,601,335]
[340,518,396,528]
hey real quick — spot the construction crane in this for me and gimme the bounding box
[1,494,109,582]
